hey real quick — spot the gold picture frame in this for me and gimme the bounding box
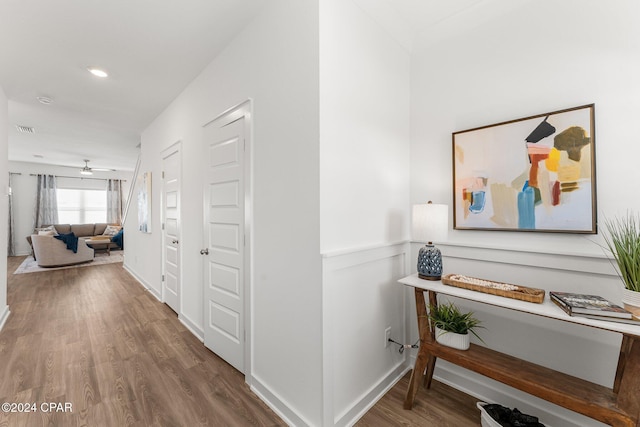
[452,104,596,233]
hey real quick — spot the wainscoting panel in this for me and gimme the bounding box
[322,242,410,427]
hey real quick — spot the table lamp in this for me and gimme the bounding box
[412,201,448,280]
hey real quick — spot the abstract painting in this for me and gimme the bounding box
[137,171,152,233]
[452,104,596,233]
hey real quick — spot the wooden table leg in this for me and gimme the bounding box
[404,288,437,409]
[423,291,438,388]
[614,334,633,394]
[616,335,640,426]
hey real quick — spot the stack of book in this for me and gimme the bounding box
[550,291,639,324]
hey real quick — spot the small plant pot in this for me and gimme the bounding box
[622,289,640,320]
[435,326,470,350]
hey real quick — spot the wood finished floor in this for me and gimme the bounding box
[1,256,480,426]
[356,376,480,427]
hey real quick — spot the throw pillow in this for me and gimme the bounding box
[102,225,122,236]
[35,225,58,236]
[38,230,56,236]
[112,228,124,249]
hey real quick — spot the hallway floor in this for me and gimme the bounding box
[1,256,479,426]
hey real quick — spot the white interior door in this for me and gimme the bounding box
[203,116,246,373]
[162,144,181,314]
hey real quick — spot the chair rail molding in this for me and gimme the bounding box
[435,241,616,277]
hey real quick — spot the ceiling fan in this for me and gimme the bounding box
[80,159,115,175]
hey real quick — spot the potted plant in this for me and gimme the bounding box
[603,213,640,318]
[429,301,484,350]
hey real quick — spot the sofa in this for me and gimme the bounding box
[27,223,124,267]
[27,223,123,252]
[30,234,94,267]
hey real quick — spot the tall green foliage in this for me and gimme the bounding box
[603,213,640,292]
[429,302,484,342]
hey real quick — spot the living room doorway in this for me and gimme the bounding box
[161,142,182,315]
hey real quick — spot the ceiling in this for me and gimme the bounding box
[0,0,483,173]
[0,0,266,172]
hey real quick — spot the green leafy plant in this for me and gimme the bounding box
[603,213,640,292]
[429,301,485,343]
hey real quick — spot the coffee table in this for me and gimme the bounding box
[85,238,112,255]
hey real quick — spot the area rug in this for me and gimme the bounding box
[14,252,124,274]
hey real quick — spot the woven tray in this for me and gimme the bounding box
[441,274,545,304]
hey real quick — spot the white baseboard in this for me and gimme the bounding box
[123,263,205,342]
[179,315,204,341]
[123,263,162,301]
[0,305,10,332]
[251,374,313,427]
[335,362,410,427]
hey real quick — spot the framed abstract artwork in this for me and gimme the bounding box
[137,171,152,233]
[452,104,596,233]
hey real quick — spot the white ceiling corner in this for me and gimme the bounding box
[354,0,487,52]
[352,0,414,52]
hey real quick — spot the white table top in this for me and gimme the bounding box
[399,273,640,337]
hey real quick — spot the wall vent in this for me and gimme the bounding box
[16,125,35,134]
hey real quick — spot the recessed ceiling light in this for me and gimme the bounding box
[87,67,108,78]
[36,96,53,105]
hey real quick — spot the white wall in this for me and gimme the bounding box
[0,86,9,330]
[410,1,640,426]
[319,1,411,425]
[8,161,132,256]
[320,0,410,252]
[129,1,323,425]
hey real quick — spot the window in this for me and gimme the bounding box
[57,189,107,224]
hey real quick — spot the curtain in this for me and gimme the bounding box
[34,174,59,228]
[106,179,123,225]
[8,173,15,256]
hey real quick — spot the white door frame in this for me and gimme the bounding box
[161,141,182,314]
[203,99,253,381]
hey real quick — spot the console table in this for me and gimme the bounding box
[399,273,640,427]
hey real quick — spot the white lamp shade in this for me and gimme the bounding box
[412,203,448,243]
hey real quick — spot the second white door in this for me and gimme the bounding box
[162,144,181,314]
[203,116,246,373]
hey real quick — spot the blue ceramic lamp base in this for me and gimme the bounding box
[417,243,442,281]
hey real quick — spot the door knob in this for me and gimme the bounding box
[172,239,179,244]
[200,248,209,255]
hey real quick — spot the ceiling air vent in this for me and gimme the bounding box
[16,125,35,134]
